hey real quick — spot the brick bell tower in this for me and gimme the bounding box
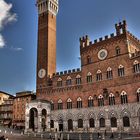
[36,0,59,93]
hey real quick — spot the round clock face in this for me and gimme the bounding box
[98,49,108,60]
[38,69,46,78]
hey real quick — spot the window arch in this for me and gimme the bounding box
[88,96,94,107]
[77,97,82,108]
[58,99,63,110]
[109,93,115,105]
[96,70,102,81]
[107,67,113,79]
[76,74,81,85]
[78,119,83,128]
[57,77,62,87]
[98,95,104,106]
[118,65,125,77]
[121,91,128,104]
[116,46,121,55]
[99,118,105,127]
[67,98,72,102]
[68,119,73,131]
[133,60,140,73]
[123,116,130,127]
[87,72,92,83]
[76,74,81,78]
[89,118,95,128]
[137,88,140,102]
[66,76,72,86]
[111,117,117,127]
[58,99,62,103]
[67,98,72,109]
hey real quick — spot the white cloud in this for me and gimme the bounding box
[10,47,23,51]
[0,34,5,48]
[0,0,17,48]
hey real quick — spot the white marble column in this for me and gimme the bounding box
[46,114,50,131]
[117,118,123,132]
[38,112,42,133]
[73,120,77,131]
[84,120,89,132]
[106,119,111,131]
[25,116,29,133]
[54,121,59,132]
[95,119,99,131]
[63,121,67,131]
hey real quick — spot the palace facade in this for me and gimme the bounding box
[25,0,140,133]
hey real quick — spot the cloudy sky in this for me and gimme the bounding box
[0,0,140,94]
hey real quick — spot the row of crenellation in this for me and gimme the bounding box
[52,68,81,77]
[79,33,117,48]
[79,20,129,48]
[127,31,140,43]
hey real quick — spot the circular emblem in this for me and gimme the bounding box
[98,49,108,60]
[38,69,46,78]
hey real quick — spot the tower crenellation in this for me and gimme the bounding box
[36,0,59,15]
[115,20,127,35]
[79,35,90,48]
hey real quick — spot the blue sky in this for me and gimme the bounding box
[0,0,140,94]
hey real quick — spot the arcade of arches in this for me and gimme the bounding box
[48,103,140,132]
[25,100,50,133]
[25,100,140,133]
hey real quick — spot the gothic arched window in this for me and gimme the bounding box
[88,96,94,107]
[107,67,113,79]
[87,55,92,64]
[111,117,117,127]
[76,75,82,85]
[123,116,130,127]
[98,95,104,106]
[51,100,54,110]
[66,76,72,86]
[116,46,121,55]
[89,118,95,128]
[118,65,125,77]
[109,93,115,105]
[87,72,92,83]
[57,78,62,87]
[133,60,140,73]
[96,70,102,81]
[78,119,83,128]
[137,88,140,102]
[99,118,105,127]
[121,91,128,104]
[77,97,82,108]
[58,99,63,110]
[67,98,72,109]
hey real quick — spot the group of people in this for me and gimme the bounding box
[0,136,8,140]
[97,131,114,139]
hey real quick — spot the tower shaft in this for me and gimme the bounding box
[36,0,58,91]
